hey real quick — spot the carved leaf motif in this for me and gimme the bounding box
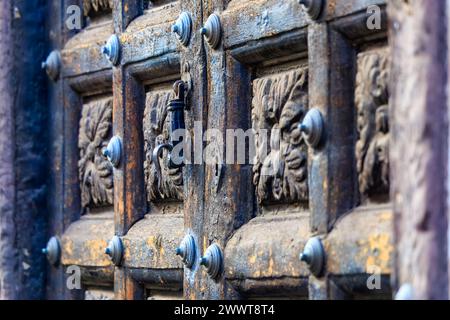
[78,98,113,209]
[355,50,390,199]
[144,90,183,202]
[83,0,113,16]
[252,68,309,204]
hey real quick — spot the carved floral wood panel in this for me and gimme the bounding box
[143,90,183,202]
[252,68,309,205]
[78,98,113,209]
[83,0,113,16]
[355,49,390,200]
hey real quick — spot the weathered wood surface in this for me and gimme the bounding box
[389,0,448,300]
[61,213,114,267]
[179,0,208,300]
[49,0,411,301]
[0,0,17,300]
[112,0,146,300]
[123,214,184,269]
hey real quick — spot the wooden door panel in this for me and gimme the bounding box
[46,0,395,300]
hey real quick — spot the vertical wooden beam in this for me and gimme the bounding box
[112,0,145,300]
[179,0,208,300]
[307,22,356,235]
[307,22,355,300]
[46,0,66,300]
[389,0,448,300]
[0,0,18,300]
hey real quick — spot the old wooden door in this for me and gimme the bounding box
[44,0,393,300]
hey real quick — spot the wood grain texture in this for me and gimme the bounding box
[389,0,448,299]
[112,0,146,300]
[0,0,18,300]
[307,23,357,234]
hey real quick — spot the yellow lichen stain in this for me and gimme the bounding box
[249,254,257,264]
[267,257,274,276]
[363,233,393,273]
[253,269,261,278]
[380,211,393,221]
[322,179,328,191]
[85,239,110,265]
[64,240,74,256]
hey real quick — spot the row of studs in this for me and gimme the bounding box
[42,235,325,280]
[41,0,324,81]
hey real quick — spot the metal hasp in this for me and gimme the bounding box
[105,235,124,266]
[42,50,61,81]
[176,234,196,268]
[299,108,324,148]
[172,12,192,46]
[299,0,324,20]
[42,236,61,266]
[152,80,187,174]
[300,237,325,277]
[103,135,122,168]
[200,243,223,280]
[201,13,222,49]
[102,34,120,66]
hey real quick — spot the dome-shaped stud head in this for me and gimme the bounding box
[299,108,324,148]
[105,235,124,266]
[102,34,120,66]
[42,50,61,81]
[103,135,122,168]
[172,12,192,46]
[201,13,221,49]
[42,236,61,266]
[299,0,324,20]
[175,234,196,269]
[299,237,325,277]
[199,243,223,280]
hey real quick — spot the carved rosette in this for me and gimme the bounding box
[144,90,183,201]
[78,98,114,209]
[252,68,309,204]
[355,50,390,199]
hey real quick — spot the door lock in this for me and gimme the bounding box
[152,80,188,180]
[200,243,223,280]
[176,234,196,269]
[42,236,61,266]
